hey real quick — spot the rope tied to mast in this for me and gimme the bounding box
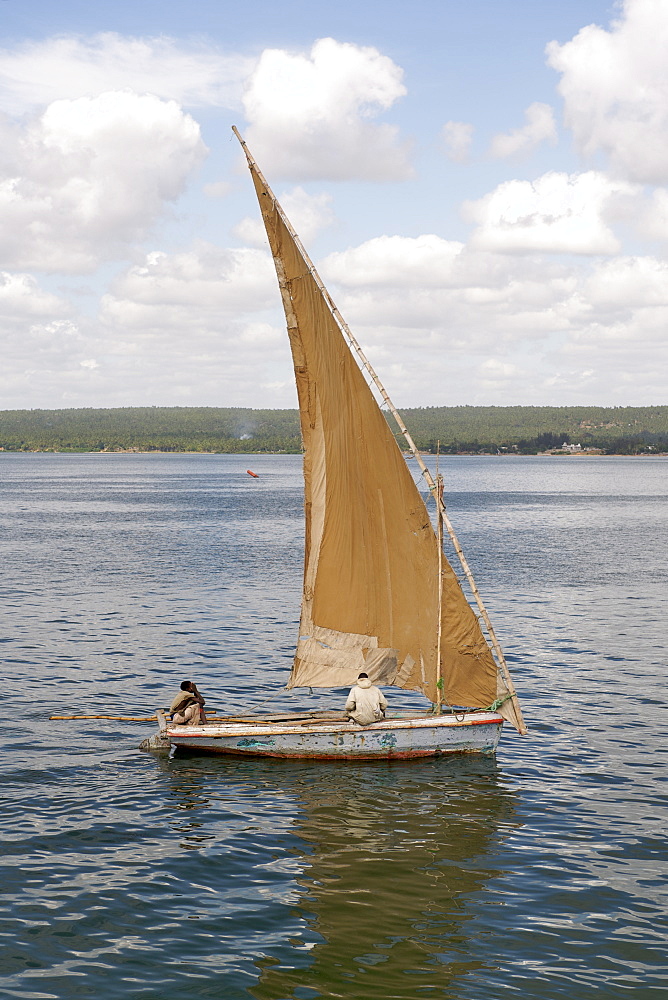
[487,692,515,712]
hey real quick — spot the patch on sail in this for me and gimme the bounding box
[308,624,378,649]
[290,652,398,689]
[292,632,401,688]
[361,647,398,684]
[393,654,415,687]
[297,638,366,672]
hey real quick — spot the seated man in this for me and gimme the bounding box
[170,680,206,725]
[345,672,387,726]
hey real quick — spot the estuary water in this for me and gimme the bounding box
[0,452,666,1000]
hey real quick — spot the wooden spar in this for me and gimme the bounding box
[435,471,444,714]
[434,442,443,712]
[51,714,161,721]
[199,711,347,724]
[51,713,224,722]
[51,710,346,724]
[232,126,526,737]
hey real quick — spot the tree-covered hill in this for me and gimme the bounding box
[0,405,667,454]
[0,407,302,454]
[401,405,668,454]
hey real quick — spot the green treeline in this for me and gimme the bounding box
[0,405,667,454]
[402,405,668,455]
[0,407,302,454]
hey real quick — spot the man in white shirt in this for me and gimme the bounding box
[345,672,387,725]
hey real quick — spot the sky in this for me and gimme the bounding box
[1,0,667,411]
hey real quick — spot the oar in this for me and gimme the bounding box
[50,714,163,721]
[50,712,224,722]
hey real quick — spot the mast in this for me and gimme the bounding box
[233,127,526,735]
[435,469,444,714]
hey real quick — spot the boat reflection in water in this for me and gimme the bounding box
[159,753,518,998]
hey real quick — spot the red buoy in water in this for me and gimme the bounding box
[246,469,259,478]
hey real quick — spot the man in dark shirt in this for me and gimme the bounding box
[169,680,206,725]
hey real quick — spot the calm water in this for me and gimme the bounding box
[0,453,666,999]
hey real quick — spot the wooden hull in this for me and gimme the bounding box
[159,711,504,759]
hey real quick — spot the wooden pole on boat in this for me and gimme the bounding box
[50,714,161,721]
[232,126,526,736]
[50,713,224,722]
[435,468,444,714]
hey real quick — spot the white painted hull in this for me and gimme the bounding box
[160,711,504,759]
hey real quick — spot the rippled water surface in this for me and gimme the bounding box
[1,453,666,999]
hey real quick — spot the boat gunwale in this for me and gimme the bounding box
[165,712,504,740]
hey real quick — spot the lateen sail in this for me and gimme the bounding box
[236,131,524,729]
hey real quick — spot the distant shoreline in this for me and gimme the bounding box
[2,404,667,456]
[2,448,666,458]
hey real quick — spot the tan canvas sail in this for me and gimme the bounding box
[235,130,523,728]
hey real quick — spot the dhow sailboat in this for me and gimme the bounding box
[149,129,527,759]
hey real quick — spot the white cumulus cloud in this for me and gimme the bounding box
[478,358,523,383]
[490,102,557,159]
[312,232,668,404]
[242,38,411,180]
[0,271,70,319]
[0,314,95,407]
[583,255,668,310]
[547,0,668,184]
[101,243,277,331]
[0,272,84,400]
[320,234,580,345]
[0,91,206,273]
[630,187,668,244]
[463,171,636,255]
[322,234,465,287]
[89,243,292,407]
